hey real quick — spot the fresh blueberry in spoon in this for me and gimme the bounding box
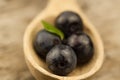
[67,32,94,64]
[55,11,83,37]
[34,30,61,59]
[46,44,77,76]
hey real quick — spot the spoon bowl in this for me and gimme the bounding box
[23,0,104,80]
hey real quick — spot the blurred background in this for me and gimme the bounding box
[0,0,120,80]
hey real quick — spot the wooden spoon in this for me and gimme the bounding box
[23,0,104,80]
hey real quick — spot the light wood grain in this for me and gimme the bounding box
[0,0,120,80]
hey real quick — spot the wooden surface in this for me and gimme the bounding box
[0,0,120,80]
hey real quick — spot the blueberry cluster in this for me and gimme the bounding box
[34,11,94,76]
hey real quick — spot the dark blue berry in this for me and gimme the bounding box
[68,32,94,65]
[46,44,77,76]
[34,30,61,59]
[55,11,83,37]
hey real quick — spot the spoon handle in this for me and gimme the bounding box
[47,0,80,13]
[48,0,77,7]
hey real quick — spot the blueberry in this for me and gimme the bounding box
[46,44,77,76]
[34,30,61,59]
[55,11,83,37]
[67,32,94,65]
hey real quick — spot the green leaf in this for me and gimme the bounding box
[41,20,64,40]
